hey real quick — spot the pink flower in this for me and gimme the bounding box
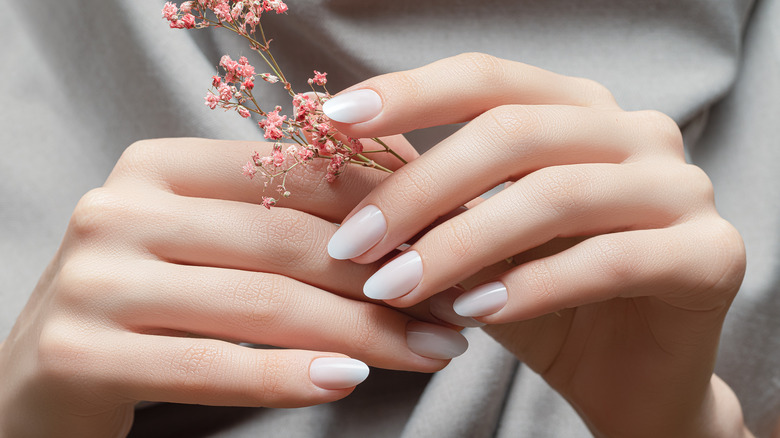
[310,70,327,86]
[231,2,244,20]
[251,151,261,163]
[349,137,364,155]
[298,147,315,161]
[259,107,287,140]
[218,83,233,101]
[326,155,346,182]
[316,122,332,137]
[213,2,232,22]
[239,64,255,78]
[162,2,178,20]
[180,1,194,14]
[205,92,219,109]
[181,13,196,29]
[242,161,257,179]
[212,75,222,87]
[272,149,285,167]
[245,10,260,28]
[242,79,255,90]
[263,0,288,14]
[237,106,251,118]
[261,197,277,209]
[220,55,239,74]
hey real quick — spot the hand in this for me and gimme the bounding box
[0,138,467,438]
[324,53,750,437]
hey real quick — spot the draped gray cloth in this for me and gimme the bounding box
[2,0,778,436]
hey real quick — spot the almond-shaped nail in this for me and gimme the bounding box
[363,250,423,300]
[429,288,486,328]
[453,281,508,317]
[310,357,369,390]
[328,205,386,260]
[406,321,468,360]
[322,89,382,123]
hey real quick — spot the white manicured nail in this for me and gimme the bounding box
[406,321,468,360]
[363,250,423,300]
[310,357,369,390]
[453,282,508,317]
[328,205,386,260]
[429,288,486,328]
[322,89,382,123]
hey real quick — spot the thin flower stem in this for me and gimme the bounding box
[372,137,408,165]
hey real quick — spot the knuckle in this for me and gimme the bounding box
[54,258,117,311]
[389,69,428,102]
[250,353,285,403]
[524,259,559,303]
[453,52,506,85]
[481,105,544,146]
[438,217,479,261]
[591,235,639,286]
[246,210,319,267]
[348,303,387,353]
[699,219,746,294]
[226,274,291,333]
[633,110,684,154]
[384,164,441,213]
[37,320,96,383]
[528,167,590,217]
[116,140,159,173]
[680,164,715,203]
[171,343,224,394]
[573,77,615,106]
[69,188,123,240]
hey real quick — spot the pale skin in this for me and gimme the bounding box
[329,53,754,437]
[0,52,755,437]
[0,136,452,438]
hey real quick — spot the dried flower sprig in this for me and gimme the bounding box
[163,1,406,208]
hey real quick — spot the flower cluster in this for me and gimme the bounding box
[162,1,288,30]
[163,1,404,208]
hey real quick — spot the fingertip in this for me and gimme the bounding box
[453,282,508,318]
[322,89,383,124]
[309,357,370,390]
[327,205,387,260]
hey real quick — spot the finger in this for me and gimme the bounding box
[79,332,369,408]
[102,261,467,371]
[361,160,711,307]
[132,192,375,301]
[104,138,389,222]
[322,52,620,138]
[454,218,744,323]
[327,107,684,263]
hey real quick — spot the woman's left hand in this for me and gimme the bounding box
[323,53,749,437]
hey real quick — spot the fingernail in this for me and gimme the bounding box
[322,89,382,124]
[406,321,468,360]
[328,205,386,260]
[429,288,486,328]
[453,281,508,317]
[310,357,370,390]
[363,250,423,300]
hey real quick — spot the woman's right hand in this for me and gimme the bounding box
[0,138,466,438]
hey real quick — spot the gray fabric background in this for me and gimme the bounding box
[1,0,778,436]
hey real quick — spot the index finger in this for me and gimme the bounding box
[322,52,619,139]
